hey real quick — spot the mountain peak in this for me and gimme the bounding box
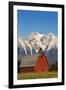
[47,32,56,39]
[18,32,58,55]
[31,32,39,35]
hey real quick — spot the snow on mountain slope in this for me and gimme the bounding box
[17,32,58,55]
[24,40,33,55]
[27,32,45,41]
[46,33,58,51]
[18,39,27,55]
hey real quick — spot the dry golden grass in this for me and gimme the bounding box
[17,71,57,80]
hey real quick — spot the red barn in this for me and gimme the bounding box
[19,53,48,73]
[34,53,48,72]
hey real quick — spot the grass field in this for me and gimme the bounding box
[17,71,57,80]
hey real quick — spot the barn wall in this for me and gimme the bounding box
[20,66,34,73]
[34,54,48,72]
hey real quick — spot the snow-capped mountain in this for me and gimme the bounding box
[18,32,58,54]
[17,32,58,65]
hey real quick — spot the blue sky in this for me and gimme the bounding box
[17,10,58,38]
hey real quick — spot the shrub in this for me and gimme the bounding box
[49,61,58,71]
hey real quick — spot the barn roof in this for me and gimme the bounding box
[19,55,38,67]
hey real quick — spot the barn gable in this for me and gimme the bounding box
[35,54,48,72]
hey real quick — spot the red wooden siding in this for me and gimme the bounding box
[20,67,34,73]
[34,54,48,72]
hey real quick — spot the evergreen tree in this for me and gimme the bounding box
[38,47,43,54]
